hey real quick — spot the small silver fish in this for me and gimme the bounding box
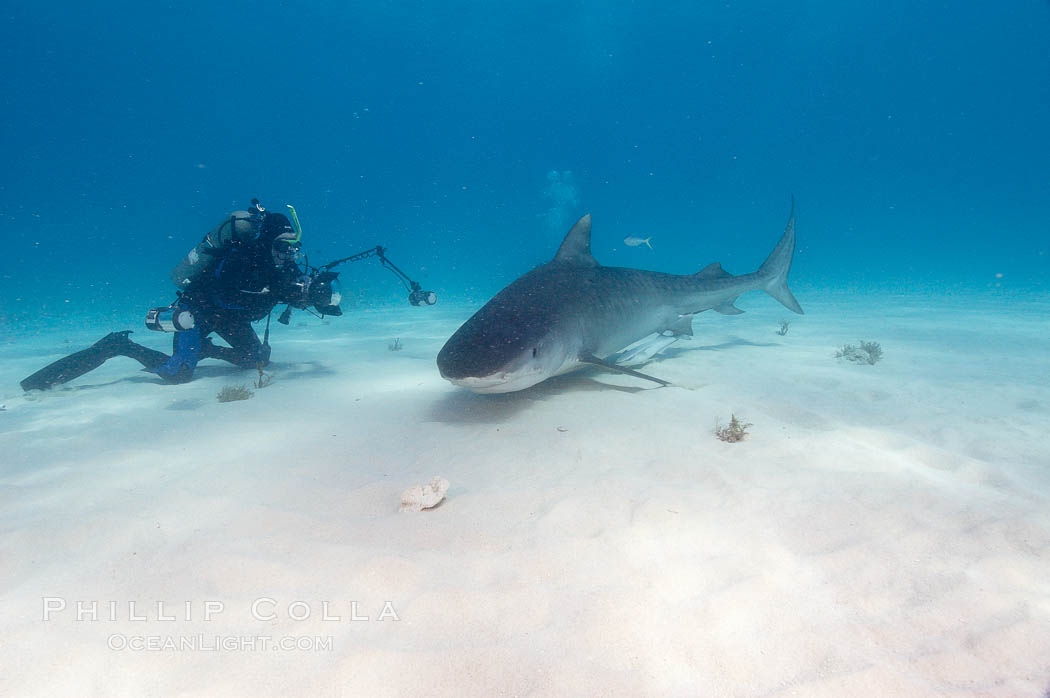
[623,236,652,249]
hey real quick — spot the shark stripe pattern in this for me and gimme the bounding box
[437,200,802,393]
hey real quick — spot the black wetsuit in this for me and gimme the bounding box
[152,241,303,383]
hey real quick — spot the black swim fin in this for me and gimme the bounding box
[20,331,168,392]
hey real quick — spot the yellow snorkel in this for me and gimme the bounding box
[285,204,303,243]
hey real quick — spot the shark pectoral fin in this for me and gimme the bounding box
[713,300,745,315]
[579,354,672,388]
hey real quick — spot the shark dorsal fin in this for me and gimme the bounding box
[553,214,599,267]
[695,262,731,279]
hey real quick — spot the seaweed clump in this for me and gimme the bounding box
[835,340,883,365]
[217,385,254,403]
[715,414,752,443]
[776,319,790,336]
[388,338,403,351]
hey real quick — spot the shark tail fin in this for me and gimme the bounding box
[757,196,803,315]
[645,238,652,249]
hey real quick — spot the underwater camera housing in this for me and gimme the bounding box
[408,286,437,306]
[145,306,195,332]
[308,271,343,316]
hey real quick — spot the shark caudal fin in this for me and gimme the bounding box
[757,196,804,315]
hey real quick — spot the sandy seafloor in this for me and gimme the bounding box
[1,291,1049,697]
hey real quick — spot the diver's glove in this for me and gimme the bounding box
[284,274,313,310]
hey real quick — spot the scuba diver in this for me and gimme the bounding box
[20,198,435,391]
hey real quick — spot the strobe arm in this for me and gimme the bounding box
[318,246,436,306]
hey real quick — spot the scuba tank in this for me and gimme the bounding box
[145,305,196,332]
[169,205,263,288]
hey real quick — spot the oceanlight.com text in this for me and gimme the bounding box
[107,634,333,652]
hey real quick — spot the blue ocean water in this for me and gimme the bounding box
[3,1,1048,333]
[5,6,1050,693]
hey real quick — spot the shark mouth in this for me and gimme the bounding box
[441,368,548,394]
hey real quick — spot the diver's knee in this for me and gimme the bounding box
[238,346,270,368]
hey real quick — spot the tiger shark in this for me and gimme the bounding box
[437,201,802,393]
